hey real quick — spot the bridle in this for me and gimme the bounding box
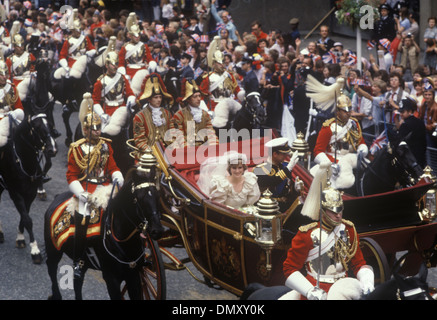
[396,286,432,300]
[103,177,157,268]
[11,113,53,181]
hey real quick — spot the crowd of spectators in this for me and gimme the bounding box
[3,0,437,166]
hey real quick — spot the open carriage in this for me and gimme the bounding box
[141,135,437,298]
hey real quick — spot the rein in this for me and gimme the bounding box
[102,179,155,267]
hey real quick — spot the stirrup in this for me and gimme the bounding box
[73,260,85,279]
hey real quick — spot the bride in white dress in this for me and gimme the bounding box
[197,151,260,209]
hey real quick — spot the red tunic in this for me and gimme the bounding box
[0,82,23,111]
[283,221,367,298]
[66,138,120,193]
[118,42,153,79]
[91,73,135,116]
[5,52,36,87]
[59,36,95,68]
[313,117,366,163]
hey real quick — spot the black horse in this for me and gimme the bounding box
[24,54,59,200]
[356,131,423,196]
[213,92,267,141]
[0,112,57,263]
[44,166,165,300]
[232,92,267,134]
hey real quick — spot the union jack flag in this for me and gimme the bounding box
[345,50,357,66]
[370,130,388,155]
[323,51,338,64]
[367,40,376,50]
[216,23,226,32]
[155,24,164,35]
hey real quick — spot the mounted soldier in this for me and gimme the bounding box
[198,36,243,129]
[91,48,137,175]
[118,12,153,89]
[306,75,368,191]
[0,60,24,146]
[54,9,96,81]
[5,21,36,112]
[282,164,374,300]
[67,93,123,279]
[54,8,96,146]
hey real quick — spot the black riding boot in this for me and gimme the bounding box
[73,211,89,280]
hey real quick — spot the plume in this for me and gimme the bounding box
[306,75,345,111]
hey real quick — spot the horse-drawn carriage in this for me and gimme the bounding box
[149,135,437,298]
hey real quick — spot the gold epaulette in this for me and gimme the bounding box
[299,222,318,233]
[342,219,355,228]
[100,137,112,143]
[202,71,213,79]
[69,138,86,149]
[254,162,271,176]
[322,118,336,127]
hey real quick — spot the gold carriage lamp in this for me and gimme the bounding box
[419,166,437,222]
[136,148,161,190]
[252,189,282,271]
[292,132,311,170]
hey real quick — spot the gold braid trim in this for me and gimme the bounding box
[334,220,358,272]
[69,138,107,182]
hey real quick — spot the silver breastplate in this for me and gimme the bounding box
[306,226,351,283]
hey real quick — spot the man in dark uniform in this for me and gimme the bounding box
[177,52,195,80]
[240,55,260,95]
[372,4,396,42]
[253,137,299,212]
[395,97,427,168]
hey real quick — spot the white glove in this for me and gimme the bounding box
[285,271,326,300]
[86,49,96,63]
[69,180,85,198]
[9,109,24,122]
[309,108,318,117]
[112,171,124,188]
[78,191,90,203]
[127,95,137,111]
[307,287,327,300]
[100,113,110,127]
[357,266,375,295]
[287,150,299,171]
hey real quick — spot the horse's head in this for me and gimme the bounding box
[28,114,57,157]
[387,131,423,186]
[244,92,266,127]
[126,155,164,241]
[392,253,433,300]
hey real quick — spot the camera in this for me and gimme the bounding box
[406,33,412,39]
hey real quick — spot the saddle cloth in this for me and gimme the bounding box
[50,197,103,251]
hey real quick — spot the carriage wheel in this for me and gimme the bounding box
[360,237,391,284]
[121,232,167,300]
[139,233,167,300]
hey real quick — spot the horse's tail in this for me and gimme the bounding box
[240,282,265,300]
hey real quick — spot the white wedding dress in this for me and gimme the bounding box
[208,172,260,209]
